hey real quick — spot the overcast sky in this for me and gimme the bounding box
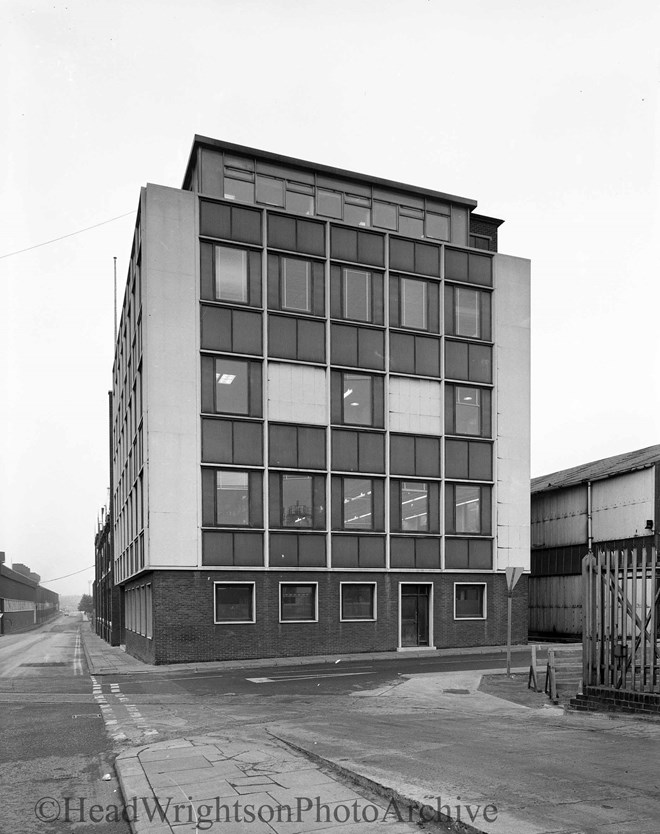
[1,0,658,596]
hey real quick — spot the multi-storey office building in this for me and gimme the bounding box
[110,136,530,664]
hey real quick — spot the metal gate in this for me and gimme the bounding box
[582,544,659,693]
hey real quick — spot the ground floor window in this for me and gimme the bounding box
[340,583,376,621]
[454,583,486,620]
[214,582,255,623]
[280,583,317,622]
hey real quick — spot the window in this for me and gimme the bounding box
[373,201,397,231]
[224,165,255,204]
[400,482,428,531]
[318,189,343,219]
[280,583,317,622]
[342,477,374,530]
[341,373,373,426]
[215,583,255,623]
[344,194,371,227]
[445,286,492,340]
[445,385,491,438]
[426,212,450,241]
[286,183,315,216]
[268,254,325,316]
[269,473,325,529]
[454,584,486,619]
[445,484,491,534]
[469,234,491,250]
[256,175,284,207]
[399,207,424,238]
[201,243,262,306]
[202,469,263,529]
[282,258,311,312]
[331,265,384,324]
[201,356,262,417]
[341,584,376,621]
[400,278,427,329]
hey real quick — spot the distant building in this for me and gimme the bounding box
[0,553,59,634]
[530,445,660,637]
[105,136,531,664]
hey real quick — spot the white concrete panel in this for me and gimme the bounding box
[143,185,199,568]
[494,254,531,572]
[268,363,327,424]
[592,469,654,541]
[389,377,442,434]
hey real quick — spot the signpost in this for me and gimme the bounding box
[505,566,525,676]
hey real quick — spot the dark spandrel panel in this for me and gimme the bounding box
[233,420,263,466]
[390,238,415,272]
[481,292,492,341]
[415,335,441,377]
[200,242,214,300]
[331,324,358,367]
[332,429,359,472]
[359,431,385,473]
[298,426,326,470]
[445,440,469,479]
[445,340,469,380]
[416,538,441,569]
[232,310,262,356]
[415,437,441,478]
[331,226,358,262]
[357,231,385,267]
[199,149,223,197]
[358,327,385,371]
[390,434,415,475]
[202,531,234,566]
[298,534,326,567]
[390,537,415,569]
[201,418,233,463]
[201,305,232,352]
[201,469,216,526]
[469,442,493,481]
[469,538,492,570]
[268,214,297,250]
[444,538,469,569]
[468,343,492,383]
[331,535,359,568]
[297,219,325,256]
[269,534,298,568]
[200,201,231,240]
[232,207,262,245]
[445,249,469,282]
[358,536,386,567]
[298,318,325,363]
[415,243,440,277]
[269,424,297,467]
[233,532,264,566]
[390,332,415,374]
[269,315,297,360]
[201,356,215,413]
[469,253,492,287]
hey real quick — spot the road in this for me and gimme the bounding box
[0,614,131,834]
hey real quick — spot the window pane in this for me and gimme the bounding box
[282,259,311,312]
[343,268,371,322]
[215,246,248,303]
[216,471,249,525]
[426,212,450,241]
[215,358,249,414]
[455,585,484,619]
[401,481,428,531]
[455,485,481,533]
[318,189,342,218]
[343,373,372,426]
[224,177,254,203]
[344,203,371,227]
[401,278,427,330]
[216,584,253,621]
[342,584,374,619]
[343,478,373,529]
[455,387,481,435]
[281,584,315,621]
[281,475,313,528]
[256,175,284,206]
[373,201,397,230]
[286,190,314,216]
[399,214,424,238]
[455,288,480,338]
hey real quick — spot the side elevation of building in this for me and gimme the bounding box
[108,136,531,664]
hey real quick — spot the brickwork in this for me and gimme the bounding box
[570,685,660,717]
[469,216,500,252]
[122,570,527,664]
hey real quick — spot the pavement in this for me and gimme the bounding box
[80,626,660,834]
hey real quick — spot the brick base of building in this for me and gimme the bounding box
[122,570,528,665]
[569,686,660,717]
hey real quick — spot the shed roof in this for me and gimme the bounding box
[531,445,660,494]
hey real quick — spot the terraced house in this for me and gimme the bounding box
[107,136,530,664]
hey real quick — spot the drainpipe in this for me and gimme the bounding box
[587,480,593,554]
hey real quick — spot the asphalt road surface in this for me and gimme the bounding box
[0,614,131,834]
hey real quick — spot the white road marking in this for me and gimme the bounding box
[73,631,84,676]
[246,671,372,683]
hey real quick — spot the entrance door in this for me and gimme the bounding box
[400,584,431,647]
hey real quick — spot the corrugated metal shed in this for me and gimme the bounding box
[532,445,660,494]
